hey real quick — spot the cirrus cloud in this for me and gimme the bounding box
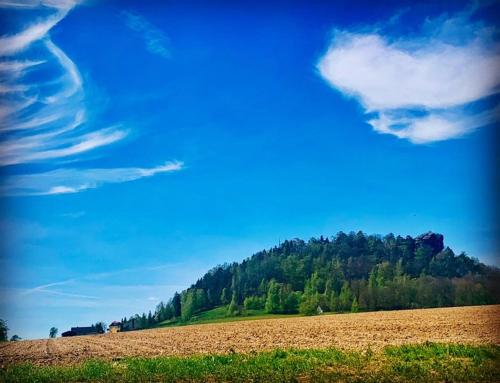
[0,0,183,196]
[0,161,184,196]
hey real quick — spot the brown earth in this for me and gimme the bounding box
[1,305,499,366]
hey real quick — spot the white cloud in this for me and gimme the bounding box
[0,0,125,164]
[369,105,500,144]
[0,161,184,196]
[0,1,183,196]
[317,10,500,143]
[0,126,128,165]
[0,0,77,9]
[43,39,82,102]
[0,59,45,78]
[13,278,99,300]
[0,10,68,56]
[122,10,170,58]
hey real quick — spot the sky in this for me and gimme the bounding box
[0,0,499,339]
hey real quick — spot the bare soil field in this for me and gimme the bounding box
[1,305,499,366]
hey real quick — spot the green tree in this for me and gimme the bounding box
[227,291,240,316]
[299,275,322,315]
[368,268,378,310]
[280,284,299,313]
[299,292,320,315]
[243,296,265,310]
[323,279,333,311]
[0,319,8,341]
[265,280,281,314]
[220,287,230,305]
[193,289,207,311]
[329,290,339,312]
[376,262,393,286]
[49,327,58,338]
[181,290,196,321]
[351,296,359,313]
[147,311,154,327]
[330,259,345,293]
[172,292,182,318]
[338,282,353,311]
[394,258,404,278]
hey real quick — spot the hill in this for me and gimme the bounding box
[123,231,500,329]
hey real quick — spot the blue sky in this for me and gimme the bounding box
[0,0,498,339]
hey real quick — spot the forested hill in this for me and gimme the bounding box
[123,232,500,328]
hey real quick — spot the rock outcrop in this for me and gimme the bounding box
[415,232,444,255]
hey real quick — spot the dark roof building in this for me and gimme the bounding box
[61,326,99,337]
[108,321,121,333]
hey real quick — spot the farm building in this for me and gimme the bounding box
[61,324,107,337]
[61,326,99,337]
[108,321,121,333]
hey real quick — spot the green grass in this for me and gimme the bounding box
[1,343,499,383]
[157,305,301,328]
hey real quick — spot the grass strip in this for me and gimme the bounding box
[1,342,499,383]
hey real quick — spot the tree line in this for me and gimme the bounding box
[121,231,499,329]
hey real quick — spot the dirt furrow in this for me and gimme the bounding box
[1,305,499,366]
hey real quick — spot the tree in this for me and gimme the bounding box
[265,280,281,314]
[280,285,300,314]
[338,282,353,311]
[244,296,265,310]
[147,311,154,327]
[194,289,207,311]
[49,327,58,338]
[324,279,333,310]
[227,291,240,316]
[351,296,359,313]
[10,335,21,341]
[329,290,339,312]
[93,322,107,334]
[299,274,322,315]
[368,268,378,310]
[299,292,320,315]
[172,292,182,318]
[181,290,195,321]
[0,319,7,342]
[220,287,230,305]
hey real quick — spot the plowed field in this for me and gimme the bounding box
[1,305,499,366]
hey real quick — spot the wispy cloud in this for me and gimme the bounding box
[5,262,195,305]
[20,279,75,295]
[147,296,159,301]
[0,2,183,196]
[17,278,99,300]
[0,1,128,163]
[60,210,85,218]
[0,10,68,56]
[0,161,184,196]
[317,6,500,144]
[122,10,170,58]
[0,0,77,9]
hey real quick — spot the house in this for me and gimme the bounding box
[61,326,99,337]
[108,321,121,333]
